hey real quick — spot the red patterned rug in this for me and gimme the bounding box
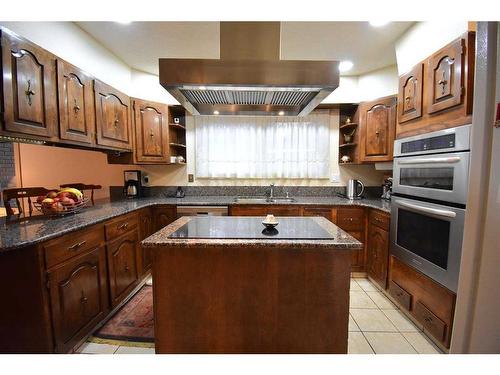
[94,285,154,343]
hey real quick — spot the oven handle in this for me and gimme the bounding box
[397,201,457,218]
[396,156,462,165]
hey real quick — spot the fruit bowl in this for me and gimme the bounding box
[33,188,89,216]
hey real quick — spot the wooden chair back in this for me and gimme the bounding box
[59,183,102,205]
[2,187,52,217]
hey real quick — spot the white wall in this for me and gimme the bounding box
[0,21,132,94]
[395,21,468,75]
[130,69,178,104]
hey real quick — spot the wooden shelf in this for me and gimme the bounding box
[169,123,186,130]
[169,142,186,148]
[339,143,357,148]
[340,123,358,130]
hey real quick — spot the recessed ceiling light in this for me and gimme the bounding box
[199,86,207,90]
[213,110,220,115]
[339,61,353,73]
[116,21,132,25]
[369,21,390,27]
[278,111,285,116]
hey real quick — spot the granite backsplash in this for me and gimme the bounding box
[110,185,383,201]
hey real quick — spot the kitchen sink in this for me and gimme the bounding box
[233,197,296,203]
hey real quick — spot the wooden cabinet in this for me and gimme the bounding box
[336,207,366,272]
[426,38,464,114]
[229,205,301,217]
[133,98,170,164]
[396,32,475,139]
[47,246,108,353]
[56,59,95,145]
[301,206,335,222]
[153,205,177,232]
[359,96,397,163]
[1,29,58,139]
[389,255,456,348]
[398,64,423,123]
[94,80,132,151]
[366,210,390,289]
[138,208,154,274]
[106,231,139,307]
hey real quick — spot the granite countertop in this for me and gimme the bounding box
[0,195,390,252]
[142,216,363,250]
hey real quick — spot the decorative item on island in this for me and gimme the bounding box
[34,187,88,216]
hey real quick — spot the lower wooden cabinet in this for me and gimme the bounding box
[138,208,154,274]
[47,246,108,353]
[301,206,335,222]
[106,230,140,308]
[366,210,390,289]
[336,207,366,272]
[153,205,177,231]
[229,205,301,217]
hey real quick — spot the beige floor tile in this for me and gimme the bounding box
[350,279,363,291]
[364,332,417,354]
[350,291,378,309]
[366,291,397,310]
[115,346,156,354]
[349,314,360,332]
[350,309,398,332]
[355,278,380,292]
[402,332,441,354]
[78,342,119,354]
[348,332,374,354]
[382,309,420,332]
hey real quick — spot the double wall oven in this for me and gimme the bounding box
[391,125,471,293]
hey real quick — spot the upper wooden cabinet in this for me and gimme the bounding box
[94,80,132,151]
[133,98,170,163]
[359,95,397,163]
[57,59,95,145]
[396,32,475,139]
[398,64,423,123]
[426,38,464,114]
[1,29,58,139]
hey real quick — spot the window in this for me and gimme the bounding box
[195,111,330,179]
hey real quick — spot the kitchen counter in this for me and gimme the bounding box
[147,215,355,353]
[0,195,390,252]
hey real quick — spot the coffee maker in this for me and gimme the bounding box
[124,170,142,198]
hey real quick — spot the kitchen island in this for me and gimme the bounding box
[142,215,362,354]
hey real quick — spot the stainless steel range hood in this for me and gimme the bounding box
[159,22,339,116]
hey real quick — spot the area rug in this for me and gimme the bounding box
[94,285,154,343]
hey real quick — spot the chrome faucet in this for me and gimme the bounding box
[269,183,275,199]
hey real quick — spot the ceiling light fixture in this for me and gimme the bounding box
[116,21,132,25]
[369,21,390,27]
[199,86,207,90]
[338,61,353,73]
[278,111,285,116]
[213,110,220,115]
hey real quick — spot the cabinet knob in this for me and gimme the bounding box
[114,118,120,127]
[124,263,129,272]
[25,80,36,106]
[73,98,81,114]
[80,291,88,304]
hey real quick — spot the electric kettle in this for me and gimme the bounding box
[346,179,364,199]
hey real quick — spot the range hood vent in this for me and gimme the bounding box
[159,22,339,116]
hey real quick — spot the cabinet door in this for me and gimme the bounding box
[107,231,139,307]
[138,208,154,274]
[133,98,170,163]
[360,96,396,162]
[398,64,423,123]
[47,246,108,353]
[302,207,333,222]
[94,80,132,150]
[56,59,95,145]
[347,230,364,271]
[1,30,57,138]
[367,224,389,288]
[153,206,177,231]
[426,38,464,114]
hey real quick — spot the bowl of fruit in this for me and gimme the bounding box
[34,188,89,216]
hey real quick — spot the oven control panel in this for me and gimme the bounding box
[401,133,455,154]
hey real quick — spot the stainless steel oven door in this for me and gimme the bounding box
[390,196,465,292]
[393,151,470,205]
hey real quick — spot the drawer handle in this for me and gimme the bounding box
[118,222,129,230]
[68,240,86,251]
[80,291,88,305]
[124,263,129,272]
[424,316,433,323]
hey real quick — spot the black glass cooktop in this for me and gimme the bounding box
[168,216,335,240]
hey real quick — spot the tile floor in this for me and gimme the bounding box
[77,277,441,354]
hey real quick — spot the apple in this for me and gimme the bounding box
[57,191,70,199]
[46,191,58,199]
[53,197,61,203]
[61,197,75,206]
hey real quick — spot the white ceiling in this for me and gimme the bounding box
[76,21,414,77]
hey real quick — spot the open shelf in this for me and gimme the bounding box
[339,123,358,130]
[169,123,186,130]
[339,143,357,148]
[338,103,360,165]
[169,142,186,148]
[168,105,187,164]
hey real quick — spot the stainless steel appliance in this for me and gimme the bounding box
[124,170,142,198]
[346,179,364,199]
[176,206,228,218]
[390,125,472,292]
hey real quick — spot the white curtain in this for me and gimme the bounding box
[195,111,330,179]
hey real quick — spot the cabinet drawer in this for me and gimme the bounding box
[105,213,138,241]
[389,280,412,310]
[44,225,104,269]
[369,209,390,231]
[337,208,365,230]
[414,301,447,341]
[302,207,333,221]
